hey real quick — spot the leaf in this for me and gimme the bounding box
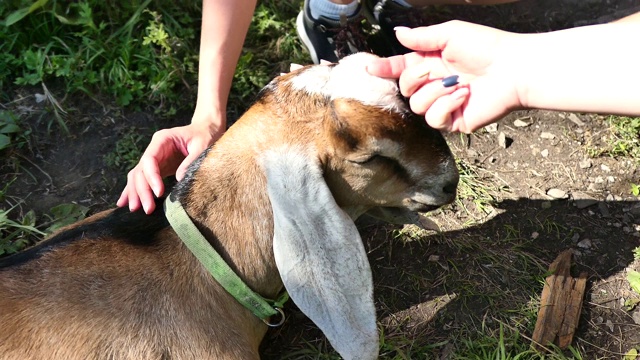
[628,270,640,295]
[624,348,638,360]
[0,123,21,134]
[46,203,89,233]
[0,134,11,151]
[3,0,50,26]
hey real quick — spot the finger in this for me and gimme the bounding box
[124,170,142,212]
[176,152,200,181]
[140,156,164,198]
[133,168,156,214]
[116,184,130,208]
[424,87,470,132]
[408,77,463,115]
[366,52,426,79]
[395,22,459,53]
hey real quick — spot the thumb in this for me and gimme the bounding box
[395,23,453,52]
[176,152,200,181]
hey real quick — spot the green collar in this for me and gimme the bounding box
[164,195,288,326]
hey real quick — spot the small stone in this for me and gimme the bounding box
[541,149,549,158]
[606,319,614,332]
[594,176,605,184]
[568,113,586,126]
[428,255,440,262]
[485,123,498,133]
[601,164,611,172]
[540,132,556,139]
[572,191,599,209]
[541,201,552,209]
[607,176,615,183]
[547,188,568,199]
[571,233,580,242]
[513,119,531,127]
[498,132,510,148]
[633,311,640,325]
[579,159,592,169]
[598,202,611,218]
[531,232,539,239]
[606,194,615,201]
[577,239,592,249]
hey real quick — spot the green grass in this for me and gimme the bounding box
[588,116,640,163]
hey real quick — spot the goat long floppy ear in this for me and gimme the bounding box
[260,147,379,360]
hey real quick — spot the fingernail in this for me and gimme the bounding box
[442,75,459,88]
[394,26,410,32]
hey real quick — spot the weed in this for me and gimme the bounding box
[2,0,200,116]
[0,110,29,151]
[104,129,146,172]
[588,116,640,162]
[0,203,45,256]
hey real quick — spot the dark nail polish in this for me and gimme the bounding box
[442,75,459,88]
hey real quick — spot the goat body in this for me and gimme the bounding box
[0,53,459,360]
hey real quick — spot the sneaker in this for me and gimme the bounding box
[296,0,371,64]
[363,0,431,56]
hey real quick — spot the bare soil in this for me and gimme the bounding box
[2,0,640,359]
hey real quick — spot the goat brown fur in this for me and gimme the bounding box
[0,58,458,360]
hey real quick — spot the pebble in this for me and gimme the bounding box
[568,113,586,126]
[541,201,552,209]
[428,255,440,262]
[634,311,640,325]
[485,123,498,133]
[571,233,580,242]
[572,191,599,209]
[579,159,592,169]
[606,319,614,332]
[601,164,611,172]
[531,232,539,239]
[598,202,611,218]
[577,239,592,249]
[541,149,549,158]
[513,119,531,127]
[498,132,510,149]
[547,188,568,199]
[540,132,556,139]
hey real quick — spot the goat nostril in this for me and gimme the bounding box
[443,182,458,195]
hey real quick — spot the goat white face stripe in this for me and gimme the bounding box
[260,146,379,360]
[288,52,408,113]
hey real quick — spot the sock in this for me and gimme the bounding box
[391,0,413,7]
[309,0,359,21]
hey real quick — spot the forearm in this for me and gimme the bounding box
[513,22,640,116]
[193,0,258,131]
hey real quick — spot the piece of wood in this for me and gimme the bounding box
[532,249,587,351]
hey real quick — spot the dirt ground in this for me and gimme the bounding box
[2,0,640,359]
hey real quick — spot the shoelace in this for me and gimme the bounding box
[325,13,371,59]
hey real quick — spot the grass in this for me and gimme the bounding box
[588,116,640,163]
[2,1,639,359]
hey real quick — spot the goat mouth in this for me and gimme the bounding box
[408,202,441,213]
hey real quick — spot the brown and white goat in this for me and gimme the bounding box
[0,53,459,360]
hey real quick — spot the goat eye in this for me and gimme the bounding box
[349,154,381,165]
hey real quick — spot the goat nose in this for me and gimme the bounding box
[442,180,458,195]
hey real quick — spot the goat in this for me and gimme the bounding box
[0,53,459,360]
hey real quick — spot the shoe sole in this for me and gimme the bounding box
[296,11,320,65]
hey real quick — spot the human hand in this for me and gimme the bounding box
[117,122,223,214]
[367,21,524,133]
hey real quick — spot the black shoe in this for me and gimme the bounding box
[363,0,432,56]
[296,0,371,64]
